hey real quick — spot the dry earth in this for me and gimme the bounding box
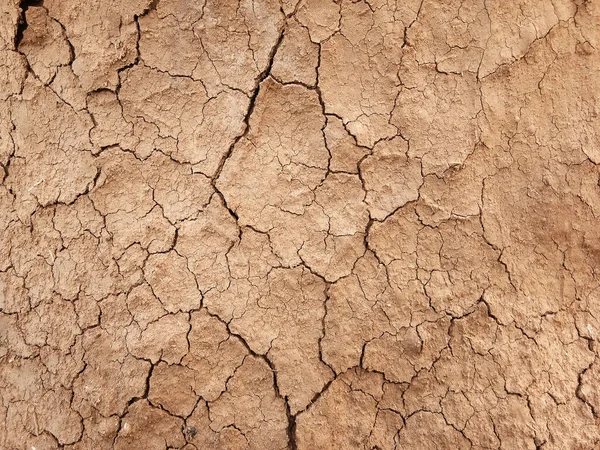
[1,0,600,448]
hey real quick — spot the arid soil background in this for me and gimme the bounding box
[1,0,600,449]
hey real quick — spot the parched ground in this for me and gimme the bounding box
[1,0,600,448]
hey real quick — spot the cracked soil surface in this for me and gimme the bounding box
[1,0,600,448]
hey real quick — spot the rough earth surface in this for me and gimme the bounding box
[1,0,600,449]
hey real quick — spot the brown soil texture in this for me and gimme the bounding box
[2,0,600,449]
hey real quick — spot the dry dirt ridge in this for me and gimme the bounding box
[1,0,600,449]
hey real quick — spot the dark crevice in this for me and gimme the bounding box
[287,406,298,450]
[212,27,286,181]
[209,26,286,228]
[15,0,44,50]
